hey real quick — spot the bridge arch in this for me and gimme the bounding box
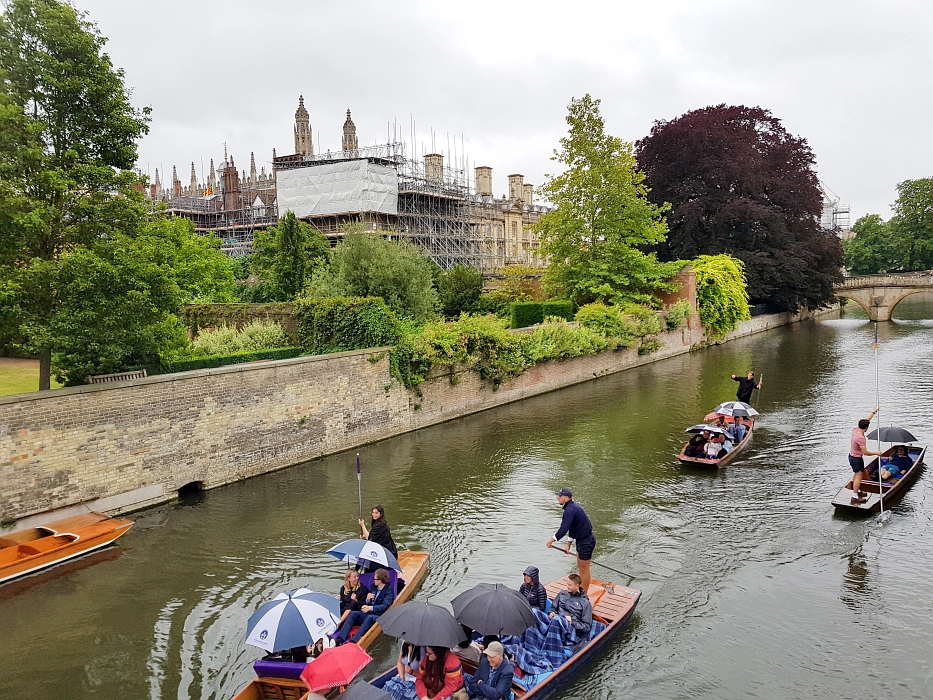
[833,273,933,321]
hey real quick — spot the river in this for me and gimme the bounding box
[2,295,933,700]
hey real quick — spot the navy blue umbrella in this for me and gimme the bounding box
[245,588,340,652]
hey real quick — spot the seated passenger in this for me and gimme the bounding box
[338,569,370,624]
[383,641,422,700]
[685,432,708,457]
[334,568,395,644]
[714,415,736,440]
[519,566,548,611]
[732,419,748,443]
[465,641,514,700]
[415,646,466,700]
[550,573,592,639]
[719,434,734,454]
[705,437,721,459]
[881,446,913,480]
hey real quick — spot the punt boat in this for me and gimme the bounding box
[678,418,755,469]
[0,512,133,585]
[364,575,641,700]
[832,443,927,514]
[234,550,430,700]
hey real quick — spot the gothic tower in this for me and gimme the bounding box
[294,95,313,156]
[342,108,358,152]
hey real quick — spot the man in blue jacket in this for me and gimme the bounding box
[334,568,396,644]
[546,488,595,592]
[465,641,514,700]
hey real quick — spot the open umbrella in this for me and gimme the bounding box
[301,644,372,693]
[340,682,392,700]
[711,401,759,418]
[451,582,537,636]
[866,426,918,443]
[326,539,402,572]
[376,600,467,647]
[246,588,341,653]
[684,424,729,436]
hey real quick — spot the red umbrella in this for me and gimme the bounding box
[301,644,372,693]
[704,412,725,421]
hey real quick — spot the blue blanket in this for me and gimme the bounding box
[501,609,607,679]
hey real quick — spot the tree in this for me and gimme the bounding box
[635,104,843,312]
[144,217,236,303]
[842,214,897,275]
[536,95,683,307]
[0,0,151,389]
[251,210,330,301]
[310,226,438,321]
[889,178,933,271]
[436,263,483,318]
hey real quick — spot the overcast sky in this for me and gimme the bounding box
[76,0,932,221]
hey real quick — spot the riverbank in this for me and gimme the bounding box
[0,305,837,528]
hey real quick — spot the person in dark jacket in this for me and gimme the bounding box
[334,568,396,644]
[338,569,369,624]
[465,641,514,700]
[684,431,709,457]
[546,488,596,592]
[359,504,398,561]
[519,566,548,611]
[731,371,761,404]
[550,573,592,639]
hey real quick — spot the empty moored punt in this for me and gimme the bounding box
[365,575,641,700]
[233,550,430,699]
[832,444,927,513]
[0,512,133,585]
[678,419,755,469]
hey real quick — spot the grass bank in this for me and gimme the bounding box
[0,358,62,396]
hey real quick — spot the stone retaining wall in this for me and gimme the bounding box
[0,306,836,527]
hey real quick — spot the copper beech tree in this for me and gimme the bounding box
[635,104,843,312]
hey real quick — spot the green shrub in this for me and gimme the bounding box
[189,319,288,357]
[665,299,692,330]
[437,264,484,318]
[541,300,574,321]
[511,302,544,328]
[575,303,640,341]
[692,254,751,339]
[474,292,511,318]
[133,346,304,375]
[638,337,663,355]
[522,320,611,362]
[623,304,664,336]
[295,296,402,355]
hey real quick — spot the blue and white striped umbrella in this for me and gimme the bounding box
[245,588,341,652]
[326,539,401,572]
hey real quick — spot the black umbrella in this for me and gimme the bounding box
[451,583,537,636]
[684,424,728,436]
[866,426,918,443]
[340,682,391,700]
[376,600,467,648]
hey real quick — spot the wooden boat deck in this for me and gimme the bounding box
[356,550,429,650]
[231,677,309,700]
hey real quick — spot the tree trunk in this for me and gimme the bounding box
[39,349,52,391]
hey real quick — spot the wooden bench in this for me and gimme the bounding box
[87,369,147,384]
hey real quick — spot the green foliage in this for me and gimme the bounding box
[623,303,664,336]
[842,214,897,275]
[294,296,402,355]
[188,319,288,357]
[437,264,483,318]
[511,302,545,328]
[474,292,511,318]
[542,301,574,321]
[638,337,663,355]
[0,0,152,389]
[310,226,439,322]
[252,210,330,300]
[144,217,236,303]
[535,94,683,306]
[522,321,611,363]
[692,254,751,339]
[229,254,252,281]
[665,299,692,330]
[889,178,933,271]
[146,347,303,375]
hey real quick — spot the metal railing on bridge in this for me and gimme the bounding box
[835,271,933,289]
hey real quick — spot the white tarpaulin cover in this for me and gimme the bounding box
[276,160,398,218]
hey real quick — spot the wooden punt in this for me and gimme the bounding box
[832,444,927,514]
[234,550,430,699]
[366,575,641,700]
[678,419,755,469]
[0,512,133,585]
[231,677,310,700]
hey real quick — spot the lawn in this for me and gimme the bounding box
[0,358,62,396]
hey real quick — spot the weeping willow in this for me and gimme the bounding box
[692,255,751,339]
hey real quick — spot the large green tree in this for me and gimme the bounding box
[842,214,897,275]
[252,210,330,300]
[436,263,483,318]
[536,95,682,307]
[0,0,150,388]
[635,104,844,312]
[310,226,439,321]
[889,177,933,271]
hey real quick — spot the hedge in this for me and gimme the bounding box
[294,296,402,355]
[510,300,574,328]
[133,346,304,376]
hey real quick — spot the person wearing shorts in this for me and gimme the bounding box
[849,407,883,504]
[546,488,596,592]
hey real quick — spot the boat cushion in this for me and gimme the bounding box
[253,659,307,679]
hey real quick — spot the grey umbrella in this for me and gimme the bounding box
[376,600,468,648]
[451,582,538,636]
[685,425,728,436]
[340,682,391,700]
[866,426,918,443]
[711,401,760,417]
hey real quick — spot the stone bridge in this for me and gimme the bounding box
[834,272,933,321]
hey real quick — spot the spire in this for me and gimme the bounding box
[294,94,313,156]
[172,165,181,196]
[342,108,358,152]
[154,168,161,188]
[250,151,257,184]
[190,162,198,193]
[208,158,216,187]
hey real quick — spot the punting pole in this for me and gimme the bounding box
[873,323,883,516]
[356,453,364,534]
[550,542,635,580]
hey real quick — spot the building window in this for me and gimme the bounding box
[511,221,518,239]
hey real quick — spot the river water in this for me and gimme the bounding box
[3,295,933,700]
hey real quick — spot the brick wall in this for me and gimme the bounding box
[0,306,835,525]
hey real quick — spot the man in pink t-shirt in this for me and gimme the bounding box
[849,407,883,503]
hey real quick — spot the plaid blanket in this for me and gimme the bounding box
[503,609,609,681]
[383,675,419,700]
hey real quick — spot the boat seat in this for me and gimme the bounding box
[0,537,18,547]
[252,678,307,700]
[17,544,40,558]
[358,568,400,596]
